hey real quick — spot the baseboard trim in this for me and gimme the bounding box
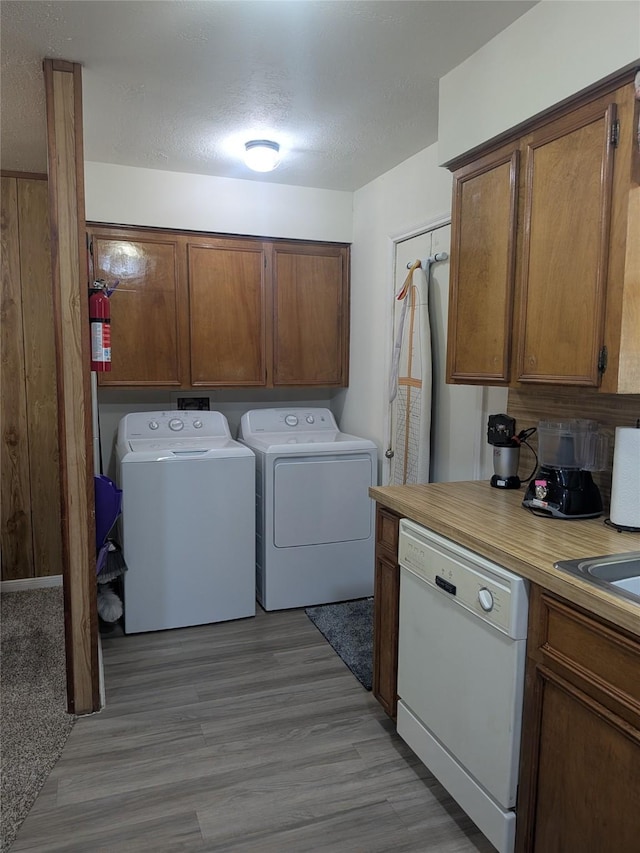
[1,575,63,592]
[98,635,106,709]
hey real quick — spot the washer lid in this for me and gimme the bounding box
[121,436,254,462]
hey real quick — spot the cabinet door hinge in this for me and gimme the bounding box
[598,345,608,374]
[610,120,620,148]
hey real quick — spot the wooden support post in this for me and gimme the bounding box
[43,59,99,714]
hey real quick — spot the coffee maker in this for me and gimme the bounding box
[522,419,606,519]
[487,414,522,489]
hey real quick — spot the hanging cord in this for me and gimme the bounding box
[396,258,422,301]
[389,260,424,403]
[514,427,538,483]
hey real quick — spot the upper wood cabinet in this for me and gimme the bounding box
[517,97,616,386]
[447,143,519,383]
[90,228,188,386]
[188,238,266,386]
[270,242,349,386]
[446,72,640,393]
[87,225,350,389]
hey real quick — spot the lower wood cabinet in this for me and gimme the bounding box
[516,585,640,853]
[368,503,640,848]
[372,505,401,719]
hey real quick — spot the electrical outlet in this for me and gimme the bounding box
[176,396,210,411]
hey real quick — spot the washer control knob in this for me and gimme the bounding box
[285,414,298,427]
[478,588,494,612]
[193,420,203,429]
[149,421,159,430]
[168,418,184,431]
[306,415,315,424]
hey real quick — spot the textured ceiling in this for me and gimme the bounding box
[1,1,537,191]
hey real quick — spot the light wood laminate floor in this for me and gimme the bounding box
[12,607,496,852]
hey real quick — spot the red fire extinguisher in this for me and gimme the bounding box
[89,281,111,372]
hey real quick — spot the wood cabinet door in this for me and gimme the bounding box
[517,587,640,853]
[270,243,349,386]
[373,552,400,719]
[599,79,640,395]
[91,230,186,386]
[447,143,519,384]
[372,507,401,719]
[529,674,640,853]
[516,96,617,385]
[188,239,266,386]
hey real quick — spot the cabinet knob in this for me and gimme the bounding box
[385,448,394,459]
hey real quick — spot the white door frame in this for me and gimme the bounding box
[382,215,450,486]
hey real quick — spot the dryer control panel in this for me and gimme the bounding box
[240,407,338,434]
[121,410,232,440]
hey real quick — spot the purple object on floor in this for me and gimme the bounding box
[94,475,122,552]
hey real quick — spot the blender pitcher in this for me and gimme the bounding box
[522,419,607,519]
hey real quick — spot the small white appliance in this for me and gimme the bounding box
[238,408,377,610]
[116,410,255,633]
[396,519,529,853]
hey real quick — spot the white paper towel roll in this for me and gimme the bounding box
[610,426,640,528]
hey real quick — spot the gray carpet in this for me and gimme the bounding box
[305,597,373,690]
[1,587,76,852]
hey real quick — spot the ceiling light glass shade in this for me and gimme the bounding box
[244,139,280,172]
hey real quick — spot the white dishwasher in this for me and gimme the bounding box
[396,519,529,853]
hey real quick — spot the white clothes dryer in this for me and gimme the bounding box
[116,410,255,633]
[238,408,377,611]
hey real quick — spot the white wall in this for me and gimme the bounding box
[84,161,354,474]
[87,0,638,481]
[85,151,456,479]
[97,388,334,480]
[334,144,454,461]
[84,162,353,243]
[438,0,640,164]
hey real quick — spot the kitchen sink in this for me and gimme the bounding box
[554,552,640,605]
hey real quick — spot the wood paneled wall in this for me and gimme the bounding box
[508,386,640,509]
[1,174,63,580]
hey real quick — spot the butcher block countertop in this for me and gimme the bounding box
[370,480,640,638]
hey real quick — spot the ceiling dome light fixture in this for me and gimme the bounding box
[244,139,280,172]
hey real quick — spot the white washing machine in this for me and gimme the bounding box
[116,410,255,633]
[238,408,377,611]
